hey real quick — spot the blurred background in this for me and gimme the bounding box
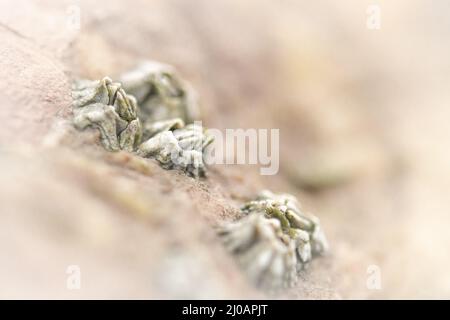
[0,0,449,299]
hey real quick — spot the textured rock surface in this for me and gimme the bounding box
[1,0,450,299]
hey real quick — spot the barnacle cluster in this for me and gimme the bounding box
[219,190,328,289]
[72,60,329,290]
[71,62,212,177]
[138,119,214,177]
[72,77,141,152]
[119,61,200,141]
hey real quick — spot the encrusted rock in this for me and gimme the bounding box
[71,64,212,177]
[219,190,328,289]
[138,119,214,177]
[119,61,200,141]
[72,77,141,152]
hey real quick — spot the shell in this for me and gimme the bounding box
[218,214,298,289]
[71,65,213,177]
[219,190,328,289]
[242,190,329,256]
[72,77,141,151]
[137,119,214,177]
[119,61,200,140]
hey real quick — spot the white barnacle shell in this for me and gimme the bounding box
[225,190,329,290]
[218,214,298,289]
[119,61,200,126]
[119,61,177,101]
[242,190,329,257]
[137,120,214,177]
[257,189,302,213]
[144,118,185,140]
[72,77,111,108]
[73,103,124,151]
[71,63,209,177]
[290,228,312,266]
[71,76,141,152]
[137,130,181,166]
[308,216,329,255]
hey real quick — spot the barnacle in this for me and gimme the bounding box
[218,214,298,289]
[72,77,142,152]
[242,190,329,256]
[219,190,328,289]
[137,119,214,177]
[119,61,200,140]
[71,71,213,177]
[70,61,329,293]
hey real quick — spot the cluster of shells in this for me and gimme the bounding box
[71,61,328,290]
[218,190,328,289]
[72,61,212,177]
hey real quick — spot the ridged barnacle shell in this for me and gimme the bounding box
[218,214,298,289]
[137,118,214,177]
[242,190,329,257]
[72,77,141,152]
[219,190,328,289]
[71,69,213,177]
[119,61,200,140]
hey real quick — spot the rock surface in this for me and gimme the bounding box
[1,0,450,299]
